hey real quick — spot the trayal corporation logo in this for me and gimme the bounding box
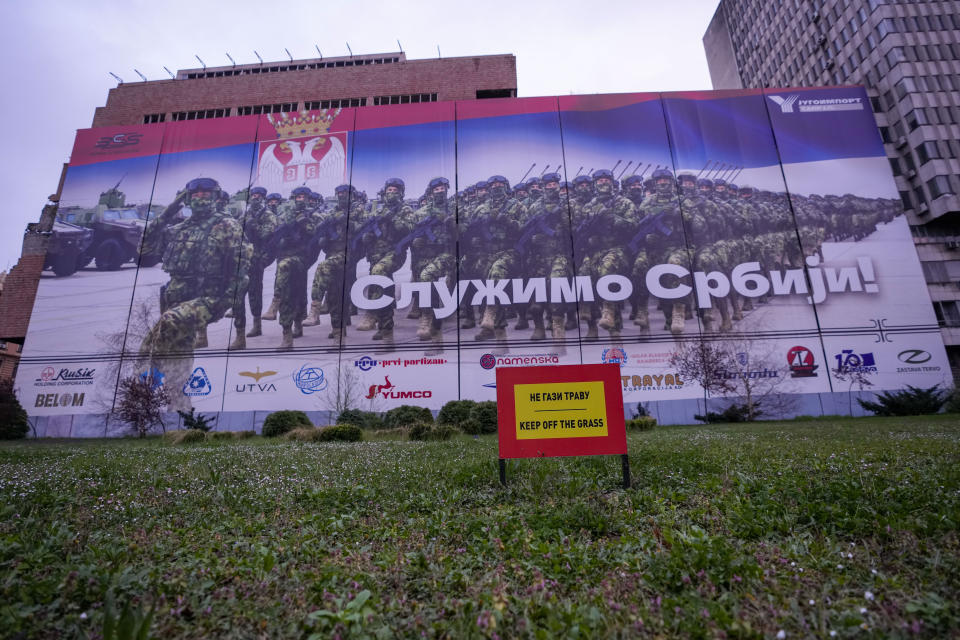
[479,353,560,370]
[364,376,432,400]
[35,392,85,408]
[601,347,628,367]
[834,350,877,374]
[787,345,819,378]
[896,349,941,374]
[183,367,213,396]
[768,94,864,114]
[94,132,142,150]
[236,366,278,393]
[292,365,328,395]
[34,366,95,387]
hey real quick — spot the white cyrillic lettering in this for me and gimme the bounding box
[731,262,770,298]
[433,280,469,319]
[397,281,433,309]
[351,275,394,310]
[647,264,691,299]
[824,266,863,293]
[770,268,808,296]
[470,279,511,305]
[693,271,730,309]
[512,278,547,303]
[596,275,631,302]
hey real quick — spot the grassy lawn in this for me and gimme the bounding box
[1,416,959,639]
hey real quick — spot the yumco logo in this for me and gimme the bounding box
[183,367,213,396]
[292,365,328,395]
[236,367,278,393]
[769,94,863,113]
[834,350,877,374]
[35,392,85,408]
[787,346,818,378]
[34,366,95,387]
[602,347,628,367]
[479,353,559,370]
[95,132,142,149]
[364,376,432,400]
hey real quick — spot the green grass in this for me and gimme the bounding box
[1,416,959,639]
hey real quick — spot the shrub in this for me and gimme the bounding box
[409,422,455,441]
[317,424,363,442]
[945,387,960,414]
[286,427,322,442]
[208,431,234,441]
[336,408,382,430]
[695,403,758,423]
[234,430,256,439]
[626,416,657,431]
[437,400,477,428]
[262,410,311,437]
[858,385,946,416]
[166,429,206,445]
[0,379,29,440]
[382,405,433,429]
[462,401,498,435]
[178,407,214,432]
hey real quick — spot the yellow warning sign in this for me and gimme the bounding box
[513,381,608,440]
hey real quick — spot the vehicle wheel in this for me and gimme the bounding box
[95,240,123,271]
[51,253,78,277]
[77,254,94,269]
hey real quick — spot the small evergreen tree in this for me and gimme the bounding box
[858,385,946,416]
[0,380,29,440]
[177,407,213,432]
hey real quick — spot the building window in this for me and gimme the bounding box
[171,108,229,121]
[916,141,940,165]
[304,98,367,109]
[922,261,949,283]
[927,176,953,200]
[900,191,913,210]
[236,103,297,116]
[143,113,166,124]
[372,93,437,106]
[933,300,960,327]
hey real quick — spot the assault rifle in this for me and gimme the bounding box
[460,216,492,249]
[349,214,386,253]
[626,209,674,254]
[514,210,558,253]
[395,214,443,254]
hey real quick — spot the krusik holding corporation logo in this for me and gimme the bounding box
[768,94,863,113]
[34,366,96,387]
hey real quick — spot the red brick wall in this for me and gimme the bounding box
[0,253,45,340]
[93,55,517,126]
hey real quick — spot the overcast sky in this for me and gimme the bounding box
[0,0,720,268]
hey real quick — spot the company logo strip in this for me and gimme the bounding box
[293,365,328,395]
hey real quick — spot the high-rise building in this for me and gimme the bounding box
[704,0,960,376]
[0,52,517,354]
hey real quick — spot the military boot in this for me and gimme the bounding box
[354,311,376,331]
[718,301,733,332]
[460,306,476,329]
[731,296,744,321]
[316,297,329,315]
[292,318,303,338]
[633,308,649,330]
[194,326,208,349]
[425,326,444,356]
[670,303,686,335]
[742,298,754,312]
[407,306,420,320]
[551,316,567,356]
[598,303,618,332]
[416,314,433,340]
[492,328,509,355]
[530,312,546,340]
[261,298,279,321]
[372,326,393,342]
[513,308,529,330]
[246,317,262,338]
[302,301,323,326]
[565,309,577,331]
[475,306,497,341]
[229,332,246,350]
[278,326,294,351]
[224,308,234,318]
[327,326,346,341]
[585,321,599,340]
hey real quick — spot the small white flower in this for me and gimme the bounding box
[837,564,844,569]
[871,569,877,575]
[860,607,867,614]
[830,631,837,637]
[777,631,786,639]
[865,591,875,601]
[809,599,815,605]
[79,613,87,620]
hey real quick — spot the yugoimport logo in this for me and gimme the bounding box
[787,345,818,378]
[94,132,142,149]
[365,376,432,400]
[183,367,213,396]
[898,349,931,364]
[354,356,379,371]
[768,94,799,113]
[834,350,877,374]
[601,347,628,367]
[292,364,328,395]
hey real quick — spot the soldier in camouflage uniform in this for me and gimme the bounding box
[576,169,634,339]
[351,178,413,341]
[406,177,457,355]
[303,184,360,340]
[519,172,572,349]
[469,175,524,349]
[622,174,646,209]
[234,187,279,344]
[139,178,247,410]
[271,186,316,349]
[524,176,543,210]
[458,181,494,330]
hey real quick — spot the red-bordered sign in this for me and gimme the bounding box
[496,363,627,459]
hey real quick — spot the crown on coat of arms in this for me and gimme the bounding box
[267,108,341,146]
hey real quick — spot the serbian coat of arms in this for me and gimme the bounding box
[255,109,347,197]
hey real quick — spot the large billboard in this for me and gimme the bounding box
[18,87,950,431]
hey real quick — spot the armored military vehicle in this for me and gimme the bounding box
[57,185,146,271]
[43,221,94,277]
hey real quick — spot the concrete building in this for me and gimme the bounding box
[704,0,960,378]
[0,52,517,376]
